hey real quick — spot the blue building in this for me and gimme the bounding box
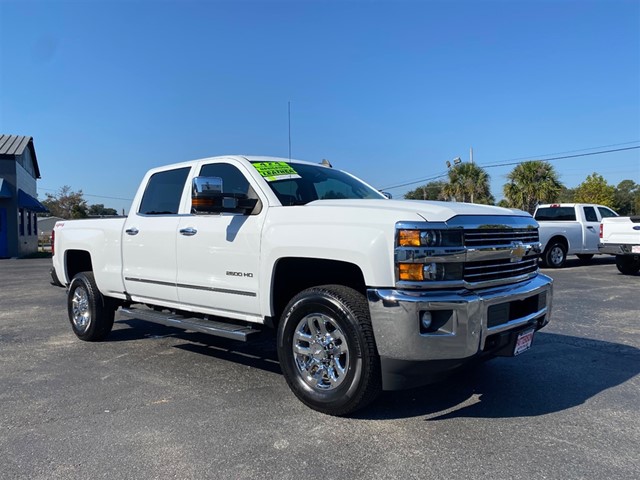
[0,135,47,258]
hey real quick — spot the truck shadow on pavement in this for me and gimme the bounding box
[110,319,282,375]
[540,254,615,270]
[109,320,639,421]
[358,332,639,420]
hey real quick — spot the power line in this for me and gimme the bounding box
[481,145,640,169]
[381,144,640,191]
[38,187,133,202]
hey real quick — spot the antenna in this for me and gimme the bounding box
[288,101,292,160]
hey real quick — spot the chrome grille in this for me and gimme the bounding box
[464,228,539,247]
[463,229,540,285]
[464,258,538,284]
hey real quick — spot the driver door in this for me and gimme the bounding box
[176,161,266,318]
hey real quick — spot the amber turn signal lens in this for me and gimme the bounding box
[398,263,424,281]
[398,230,421,246]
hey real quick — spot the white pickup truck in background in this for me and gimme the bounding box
[533,203,618,268]
[599,216,640,275]
[51,155,553,415]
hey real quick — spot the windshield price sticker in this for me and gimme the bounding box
[253,162,301,182]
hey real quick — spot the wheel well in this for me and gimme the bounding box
[271,258,366,324]
[546,235,568,251]
[65,250,93,282]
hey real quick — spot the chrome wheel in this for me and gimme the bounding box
[292,313,349,391]
[550,246,564,266]
[71,287,91,333]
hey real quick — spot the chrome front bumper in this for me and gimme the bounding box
[367,273,553,390]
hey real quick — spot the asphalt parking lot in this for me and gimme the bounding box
[1,257,638,480]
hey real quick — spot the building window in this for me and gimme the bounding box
[19,209,24,236]
[27,211,32,235]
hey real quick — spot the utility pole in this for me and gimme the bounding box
[288,101,292,160]
[470,147,474,164]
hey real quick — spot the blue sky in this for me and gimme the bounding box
[1,0,639,214]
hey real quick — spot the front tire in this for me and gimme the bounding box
[67,272,115,341]
[277,285,381,416]
[543,242,567,268]
[615,255,640,275]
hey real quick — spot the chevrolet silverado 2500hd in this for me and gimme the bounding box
[599,216,640,275]
[51,155,553,415]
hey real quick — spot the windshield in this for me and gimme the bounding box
[251,161,385,206]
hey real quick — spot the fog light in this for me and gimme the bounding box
[421,311,432,330]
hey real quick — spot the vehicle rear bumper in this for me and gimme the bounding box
[367,274,553,390]
[598,243,640,255]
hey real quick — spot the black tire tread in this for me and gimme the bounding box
[313,285,381,415]
[278,284,381,416]
[68,271,115,341]
[543,241,567,268]
[616,256,640,275]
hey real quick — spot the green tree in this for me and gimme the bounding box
[88,204,119,216]
[502,161,563,214]
[442,163,494,204]
[558,186,576,203]
[41,186,88,219]
[613,179,639,215]
[574,173,615,207]
[404,180,447,200]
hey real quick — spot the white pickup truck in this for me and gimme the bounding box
[51,155,553,415]
[598,216,640,275]
[533,203,618,268]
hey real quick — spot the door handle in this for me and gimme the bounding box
[587,226,595,231]
[179,227,197,236]
[125,227,139,236]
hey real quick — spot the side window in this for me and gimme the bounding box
[199,163,251,196]
[139,167,190,215]
[598,207,617,219]
[534,207,576,221]
[583,206,598,222]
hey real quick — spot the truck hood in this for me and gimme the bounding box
[305,199,530,223]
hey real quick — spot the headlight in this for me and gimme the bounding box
[396,227,464,284]
[398,262,463,282]
[397,229,462,247]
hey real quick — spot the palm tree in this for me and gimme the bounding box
[503,161,563,213]
[442,163,493,204]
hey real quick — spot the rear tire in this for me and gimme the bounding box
[67,272,115,341]
[615,255,640,275]
[576,254,594,263]
[543,242,567,268]
[277,285,381,416]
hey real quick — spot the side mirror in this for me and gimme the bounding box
[191,176,257,215]
[381,191,393,199]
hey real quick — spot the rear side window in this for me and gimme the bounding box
[598,207,617,218]
[583,206,598,222]
[139,167,190,215]
[534,207,576,221]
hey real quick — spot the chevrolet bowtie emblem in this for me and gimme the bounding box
[509,241,528,263]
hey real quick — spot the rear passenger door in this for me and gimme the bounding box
[122,167,191,304]
[582,206,600,253]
